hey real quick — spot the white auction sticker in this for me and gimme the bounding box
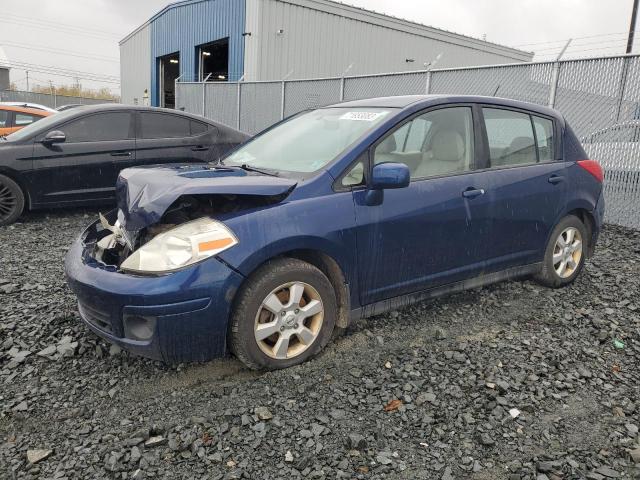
[340,111,388,121]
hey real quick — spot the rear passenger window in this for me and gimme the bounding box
[374,107,474,179]
[0,111,7,127]
[15,113,39,126]
[139,113,191,139]
[483,108,537,167]
[532,116,554,161]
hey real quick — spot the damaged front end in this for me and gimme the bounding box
[88,164,297,273]
[93,212,135,267]
[91,193,294,273]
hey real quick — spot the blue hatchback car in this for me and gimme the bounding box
[65,95,605,370]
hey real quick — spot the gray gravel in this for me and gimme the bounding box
[1,209,639,479]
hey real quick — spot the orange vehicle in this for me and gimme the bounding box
[0,104,52,136]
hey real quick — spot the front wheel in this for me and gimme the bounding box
[0,174,25,226]
[229,258,337,370]
[535,215,588,288]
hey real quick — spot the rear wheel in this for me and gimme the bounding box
[229,258,337,370]
[0,174,25,226]
[535,215,587,288]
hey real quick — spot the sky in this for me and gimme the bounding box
[0,0,638,96]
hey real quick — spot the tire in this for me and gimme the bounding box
[0,174,25,227]
[229,258,337,370]
[534,215,588,288]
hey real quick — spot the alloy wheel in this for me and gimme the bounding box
[254,281,324,360]
[0,181,17,223]
[552,227,583,278]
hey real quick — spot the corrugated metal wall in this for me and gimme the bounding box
[150,0,246,106]
[120,23,151,105]
[243,0,533,81]
[121,0,534,104]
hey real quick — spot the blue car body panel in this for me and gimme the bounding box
[65,220,245,362]
[65,95,604,364]
[116,164,297,232]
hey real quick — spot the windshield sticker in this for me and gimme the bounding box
[340,111,388,122]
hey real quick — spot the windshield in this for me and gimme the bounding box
[224,107,392,173]
[5,109,76,142]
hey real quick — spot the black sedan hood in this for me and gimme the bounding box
[116,164,297,232]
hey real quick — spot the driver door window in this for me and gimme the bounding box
[373,107,474,179]
[60,113,132,143]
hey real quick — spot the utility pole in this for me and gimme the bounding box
[25,70,29,92]
[628,0,639,54]
[49,80,56,108]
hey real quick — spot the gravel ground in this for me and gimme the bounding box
[1,209,639,480]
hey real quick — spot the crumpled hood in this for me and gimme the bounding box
[115,164,297,232]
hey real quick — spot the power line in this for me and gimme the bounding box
[511,32,628,48]
[0,41,119,63]
[2,16,122,42]
[534,44,634,59]
[0,60,120,85]
[2,12,123,38]
[533,38,629,53]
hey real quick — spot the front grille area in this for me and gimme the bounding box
[78,301,114,335]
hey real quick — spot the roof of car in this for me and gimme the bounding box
[0,102,58,113]
[328,95,562,120]
[61,103,224,123]
[0,104,52,116]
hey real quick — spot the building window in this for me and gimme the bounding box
[198,38,229,81]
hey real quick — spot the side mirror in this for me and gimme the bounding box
[42,130,66,145]
[370,162,410,190]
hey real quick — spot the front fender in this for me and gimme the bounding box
[216,192,358,298]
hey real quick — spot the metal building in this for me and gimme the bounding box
[120,0,533,107]
[0,47,10,91]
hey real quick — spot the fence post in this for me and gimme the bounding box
[280,81,286,120]
[202,74,212,117]
[615,56,632,122]
[339,64,353,102]
[425,70,432,94]
[237,79,242,130]
[548,39,571,109]
[548,63,560,108]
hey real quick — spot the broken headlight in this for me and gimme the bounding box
[120,217,238,273]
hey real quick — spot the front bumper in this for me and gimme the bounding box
[64,219,245,363]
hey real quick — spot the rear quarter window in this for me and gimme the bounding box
[190,120,208,136]
[532,116,555,161]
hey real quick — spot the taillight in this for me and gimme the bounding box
[577,159,604,183]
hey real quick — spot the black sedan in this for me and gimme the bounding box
[0,105,249,225]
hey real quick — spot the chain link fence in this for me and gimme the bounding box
[0,90,116,108]
[176,54,640,229]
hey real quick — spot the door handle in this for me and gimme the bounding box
[462,188,485,199]
[548,175,565,184]
[111,152,132,157]
[191,146,209,151]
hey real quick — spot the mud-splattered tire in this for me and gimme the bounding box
[0,174,25,227]
[535,215,588,288]
[229,258,337,370]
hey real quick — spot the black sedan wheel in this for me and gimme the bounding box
[0,174,25,226]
